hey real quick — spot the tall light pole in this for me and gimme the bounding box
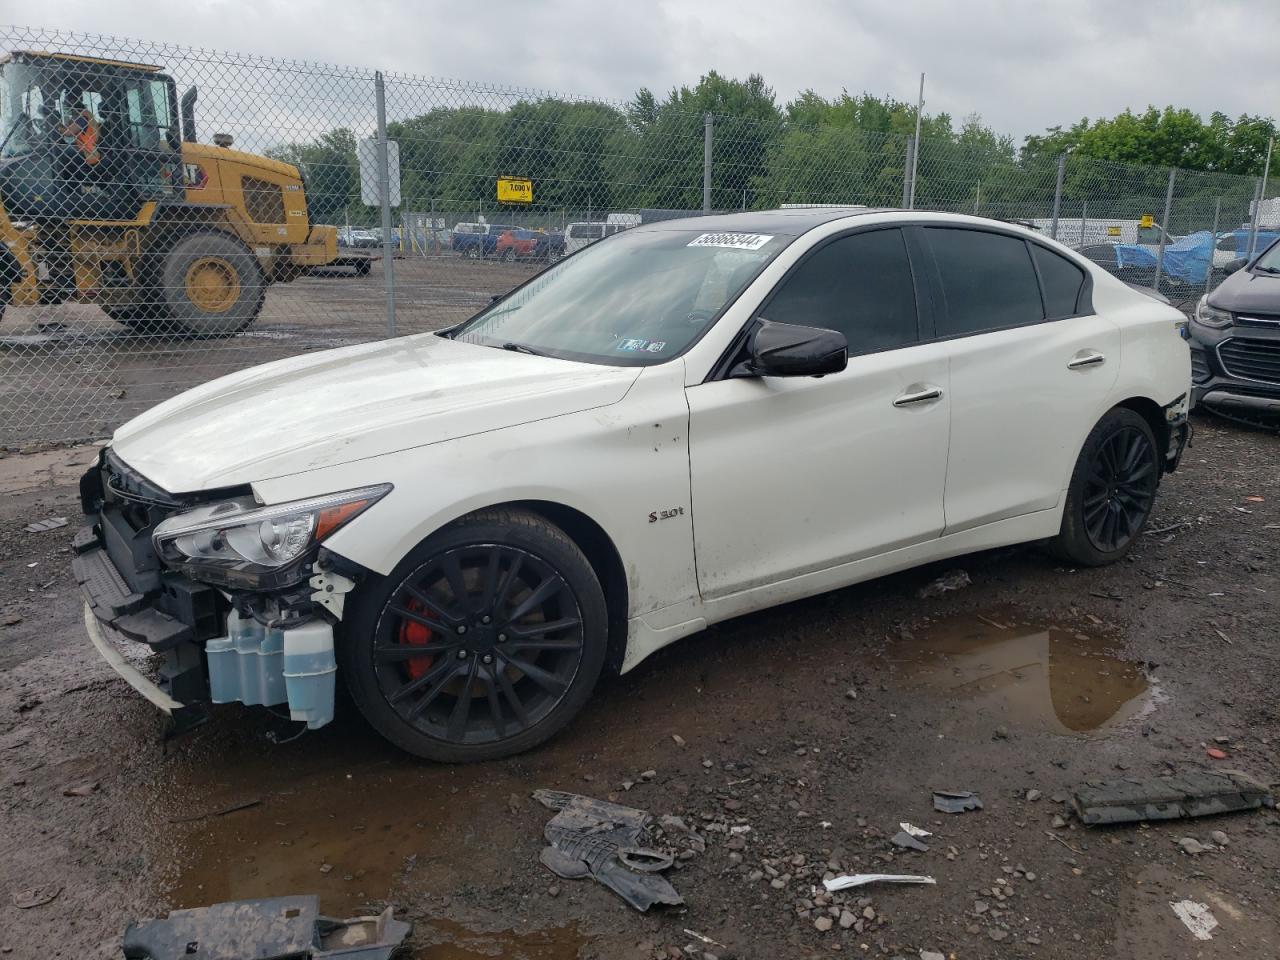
[907,73,925,210]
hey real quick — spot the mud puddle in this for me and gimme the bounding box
[164,719,533,918]
[883,609,1159,734]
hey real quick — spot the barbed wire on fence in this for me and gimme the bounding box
[0,24,1273,443]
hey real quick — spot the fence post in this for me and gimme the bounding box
[1205,196,1222,299]
[1152,168,1176,291]
[973,181,981,214]
[1050,153,1066,240]
[1247,175,1263,261]
[1247,135,1273,259]
[375,71,396,337]
[907,73,924,210]
[1079,199,1088,246]
[702,113,713,214]
[900,139,912,208]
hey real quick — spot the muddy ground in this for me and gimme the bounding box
[0,415,1278,960]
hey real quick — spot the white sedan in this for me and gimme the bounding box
[75,208,1191,762]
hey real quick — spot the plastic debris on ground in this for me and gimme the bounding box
[120,896,411,960]
[1170,900,1219,941]
[899,822,932,838]
[822,874,937,893]
[890,830,929,852]
[917,569,971,598]
[933,789,983,813]
[1071,771,1271,825]
[533,789,685,911]
[24,517,68,533]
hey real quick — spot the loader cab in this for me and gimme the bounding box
[0,50,182,221]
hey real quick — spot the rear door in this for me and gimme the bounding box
[687,226,951,599]
[920,227,1120,533]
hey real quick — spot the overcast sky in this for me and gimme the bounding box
[17,0,1280,140]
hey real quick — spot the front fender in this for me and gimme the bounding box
[252,362,697,621]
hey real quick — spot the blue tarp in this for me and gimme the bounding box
[1233,229,1280,258]
[1115,230,1213,284]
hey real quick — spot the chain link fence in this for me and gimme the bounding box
[1,25,1273,444]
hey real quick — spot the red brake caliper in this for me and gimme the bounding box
[399,598,434,680]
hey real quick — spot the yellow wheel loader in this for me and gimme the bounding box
[0,50,342,336]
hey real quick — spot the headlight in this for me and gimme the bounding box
[1194,295,1232,329]
[153,484,390,587]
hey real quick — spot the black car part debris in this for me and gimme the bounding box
[933,789,983,814]
[533,789,684,911]
[1071,771,1273,825]
[121,896,411,960]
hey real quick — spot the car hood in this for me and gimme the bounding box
[1209,268,1280,314]
[111,335,641,492]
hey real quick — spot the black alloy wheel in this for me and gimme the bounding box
[342,510,607,762]
[1081,425,1157,552]
[1052,407,1160,566]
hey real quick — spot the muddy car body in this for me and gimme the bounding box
[76,208,1191,761]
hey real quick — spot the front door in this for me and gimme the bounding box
[687,226,951,600]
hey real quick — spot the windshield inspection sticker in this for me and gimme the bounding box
[617,338,668,353]
[687,232,774,250]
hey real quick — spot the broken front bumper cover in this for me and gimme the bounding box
[74,521,339,732]
[122,896,411,960]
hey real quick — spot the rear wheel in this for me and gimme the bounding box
[500,247,516,262]
[341,509,608,762]
[1051,407,1159,566]
[159,231,265,337]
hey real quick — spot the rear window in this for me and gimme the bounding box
[569,224,603,239]
[926,228,1044,336]
[1031,245,1087,319]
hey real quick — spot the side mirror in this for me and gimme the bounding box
[732,318,848,378]
[1223,257,1247,276]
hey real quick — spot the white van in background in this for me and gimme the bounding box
[565,221,627,255]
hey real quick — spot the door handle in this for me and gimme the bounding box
[893,385,944,407]
[1068,351,1106,370]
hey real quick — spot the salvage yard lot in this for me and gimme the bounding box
[0,416,1277,959]
[0,257,541,444]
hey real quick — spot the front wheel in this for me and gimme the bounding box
[340,509,608,762]
[1051,407,1159,566]
[160,231,265,337]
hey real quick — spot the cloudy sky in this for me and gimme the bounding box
[17,0,1280,140]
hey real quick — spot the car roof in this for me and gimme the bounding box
[633,206,893,237]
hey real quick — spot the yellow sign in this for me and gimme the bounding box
[1106,225,1121,237]
[1139,214,1154,228]
[497,177,533,204]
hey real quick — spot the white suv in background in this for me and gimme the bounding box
[76,208,1191,762]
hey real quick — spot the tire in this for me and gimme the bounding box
[1051,407,1160,566]
[354,258,372,277]
[500,247,516,262]
[463,246,479,260]
[159,231,265,337]
[340,508,608,762]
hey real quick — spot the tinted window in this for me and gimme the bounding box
[927,228,1043,335]
[1032,245,1086,319]
[762,229,919,354]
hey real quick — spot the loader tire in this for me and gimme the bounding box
[159,231,265,338]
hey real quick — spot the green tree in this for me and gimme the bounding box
[268,127,358,224]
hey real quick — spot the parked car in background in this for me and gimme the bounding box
[338,227,381,249]
[564,221,627,255]
[495,228,567,262]
[1188,236,1280,421]
[452,223,515,259]
[76,208,1190,763]
[495,229,539,261]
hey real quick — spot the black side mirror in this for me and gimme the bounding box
[1223,257,1247,276]
[731,318,848,378]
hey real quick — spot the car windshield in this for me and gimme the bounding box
[449,227,791,365]
[1253,239,1280,273]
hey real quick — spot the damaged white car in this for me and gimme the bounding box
[76,208,1191,762]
